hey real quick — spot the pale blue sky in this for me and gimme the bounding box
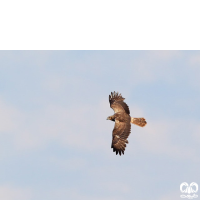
[0,51,200,200]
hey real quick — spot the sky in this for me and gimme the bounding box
[0,51,200,200]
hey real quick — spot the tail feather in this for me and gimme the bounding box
[131,117,147,127]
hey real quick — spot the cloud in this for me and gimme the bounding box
[49,157,87,171]
[132,118,199,161]
[123,51,184,86]
[160,191,180,200]
[102,181,130,194]
[189,53,200,66]
[187,53,200,89]
[0,51,51,69]
[0,98,22,133]
[0,185,31,200]
[0,97,44,151]
[43,74,64,92]
[192,123,200,145]
[0,97,111,153]
[146,51,182,61]
[37,188,124,200]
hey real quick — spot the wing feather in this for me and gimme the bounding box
[111,115,131,156]
[109,91,130,114]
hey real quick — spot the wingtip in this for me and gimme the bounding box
[109,91,125,101]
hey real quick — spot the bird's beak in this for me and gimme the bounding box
[106,117,109,120]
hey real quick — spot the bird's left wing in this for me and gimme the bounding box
[111,115,131,155]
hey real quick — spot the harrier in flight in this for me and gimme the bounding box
[107,91,147,156]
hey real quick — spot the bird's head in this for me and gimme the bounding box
[107,116,114,121]
[107,116,111,120]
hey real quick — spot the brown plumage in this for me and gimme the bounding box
[131,117,147,127]
[107,91,147,156]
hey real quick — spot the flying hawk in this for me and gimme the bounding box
[107,91,147,156]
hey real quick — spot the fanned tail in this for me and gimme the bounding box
[131,117,147,127]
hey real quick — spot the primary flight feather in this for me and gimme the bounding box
[107,91,147,156]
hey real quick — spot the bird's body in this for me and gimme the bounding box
[107,91,147,156]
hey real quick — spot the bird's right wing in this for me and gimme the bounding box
[109,91,130,114]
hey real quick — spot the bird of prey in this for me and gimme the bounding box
[107,91,147,156]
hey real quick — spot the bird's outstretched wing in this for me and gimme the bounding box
[109,91,130,114]
[111,115,131,155]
